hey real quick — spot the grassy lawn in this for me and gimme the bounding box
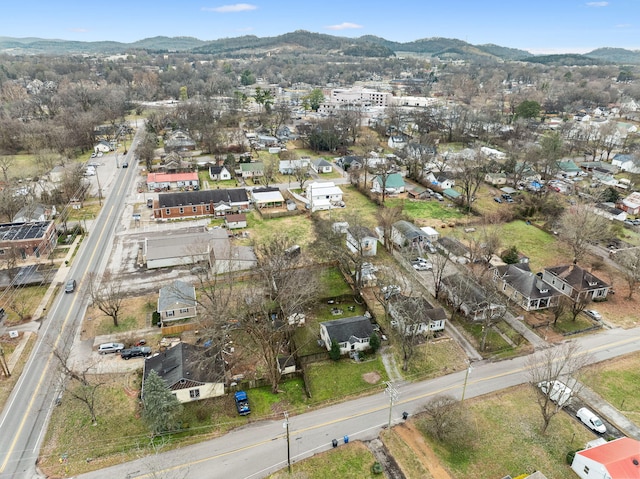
[306,357,388,404]
[492,220,570,272]
[386,198,464,223]
[269,440,379,479]
[67,203,102,222]
[248,378,311,416]
[553,315,596,334]
[324,185,380,227]
[380,429,432,478]
[454,318,514,357]
[0,334,35,410]
[0,285,49,326]
[580,352,640,426]
[318,267,353,298]
[391,338,468,381]
[82,295,156,339]
[245,210,316,247]
[416,385,594,479]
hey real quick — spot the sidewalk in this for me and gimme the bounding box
[502,312,549,350]
[578,383,640,440]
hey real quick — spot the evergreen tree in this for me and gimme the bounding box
[142,370,183,436]
[369,332,381,353]
[329,339,341,361]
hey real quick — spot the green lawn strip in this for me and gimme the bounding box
[245,378,310,416]
[416,385,594,479]
[326,185,380,226]
[454,318,513,356]
[318,267,354,298]
[386,198,463,222]
[269,440,379,479]
[0,334,35,410]
[580,352,640,425]
[246,210,316,246]
[306,357,388,404]
[553,315,594,334]
[390,338,468,382]
[1,285,48,326]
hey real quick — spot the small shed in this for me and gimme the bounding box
[500,186,517,195]
[225,213,247,229]
[420,226,440,242]
[442,188,461,200]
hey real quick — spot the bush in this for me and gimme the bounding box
[152,311,161,326]
[369,332,381,353]
[501,245,520,264]
[329,340,341,361]
[566,450,578,464]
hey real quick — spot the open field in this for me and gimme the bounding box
[390,338,468,381]
[386,197,464,224]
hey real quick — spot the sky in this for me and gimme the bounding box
[2,0,640,54]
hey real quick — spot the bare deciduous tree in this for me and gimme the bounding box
[87,271,126,327]
[615,248,640,299]
[527,342,590,433]
[376,205,403,253]
[558,204,609,264]
[422,394,473,447]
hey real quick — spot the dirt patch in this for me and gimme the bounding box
[393,422,454,479]
[80,294,155,340]
[362,371,381,384]
[366,438,405,479]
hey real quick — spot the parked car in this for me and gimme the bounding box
[576,407,607,434]
[493,197,502,203]
[121,161,129,168]
[147,198,154,208]
[64,279,76,293]
[411,257,429,264]
[413,262,433,271]
[120,346,152,360]
[98,342,125,354]
[584,309,603,321]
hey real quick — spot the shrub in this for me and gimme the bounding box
[369,332,381,353]
[501,245,519,264]
[329,340,341,361]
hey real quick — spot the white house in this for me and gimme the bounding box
[388,296,447,336]
[571,437,640,479]
[611,153,640,173]
[157,280,197,323]
[311,158,333,174]
[371,173,405,195]
[306,181,343,212]
[420,226,440,243]
[346,226,378,257]
[209,165,232,181]
[279,158,311,175]
[94,140,112,153]
[320,316,374,355]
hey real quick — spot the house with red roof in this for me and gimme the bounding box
[571,437,640,479]
[147,172,199,191]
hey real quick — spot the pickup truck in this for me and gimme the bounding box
[120,346,152,360]
[234,391,251,416]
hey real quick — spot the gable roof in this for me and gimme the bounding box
[557,159,580,172]
[143,343,224,390]
[312,158,332,168]
[576,437,640,479]
[157,189,248,208]
[495,263,558,300]
[322,316,373,343]
[393,220,426,240]
[209,165,230,175]
[240,162,264,172]
[375,173,405,188]
[347,225,377,239]
[390,295,447,322]
[147,172,198,184]
[544,264,609,291]
[442,188,461,198]
[158,280,196,311]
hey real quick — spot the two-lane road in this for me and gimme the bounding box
[76,326,640,479]
[0,132,142,479]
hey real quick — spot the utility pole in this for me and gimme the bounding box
[385,382,399,429]
[283,411,291,473]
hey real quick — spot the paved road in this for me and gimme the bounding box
[0,131,143,479]
[76,326,640,479]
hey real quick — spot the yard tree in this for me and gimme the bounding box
[390,295,435,371]
[0,155,14,183]
[53,347,104,426]
[253,86,274,113]
[238,235,319,393]
[267,100,291,137]
[428,250,453,301]
[558,204,609,264]
[616,248,640,299]
[515,100,541,119]
[292,162,311,190]
[527,342,590,434]
[302,88,324,112]
[259,157,278,187]
[422,394,473,447]
[376,204,403,253]
[454,148,486,213]
[143,369,183,436]
[329,340,341,361]
[86,271,126,327]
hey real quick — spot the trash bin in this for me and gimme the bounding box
[402,412,409,420]
[343,435,349,444]
[332,439,338,448]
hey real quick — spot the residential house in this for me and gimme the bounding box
[493,263,561,311]
[480,146,507,160]
[617,191,640,215]
[571,437,640,479]
[406,184,430,199]
[156,151,192,173]
[238,162,265,179]
[346,226,378,257]
[12,204,56,223]
[209,165,232,181]
[306,182,343,212]
[441,274,506,321]
[225,213,247,230]
[389,295,447,335]
[556,159,581,177]
[147,172,199,191]
[593,203,627,222]
[94,140,112,153]
[251,187,285,209]
[372,173,405,194]
[542,264,610,302]
[612,153,640,173]
[164,130,196,153]
[436,175,455,189]
[143,343,225,403]
[157,280,197,323]
[154,189,249,220]
[437,236,471,264]
[485,172,507,186]
[387,134,409,150]
[0,221,57,261]
[279,158,311,175]
[311,158,333,174]
[420,226,440,243]
[405,142,436,161]
[320,316,374,355]
[391,220,429,249]
[336,155,363,171]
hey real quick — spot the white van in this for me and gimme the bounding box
[576,407,607,434]
[538,380,573,406]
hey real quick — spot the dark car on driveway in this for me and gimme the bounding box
[120,346,152,360]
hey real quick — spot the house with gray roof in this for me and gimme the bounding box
[311,158,333,174]
[320,316,374,354]
[542,264,610,302]
[143,343,225,403]
[493,263,560,311]
[157,280,197,323]
[154,188,249,220]
[389,295,446,335]
[164,130,196,153]
[391,220,429,249]
[441,274,506,321]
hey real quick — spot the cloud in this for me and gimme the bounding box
[202,3,257,13]
[586,2,608,7]
[616,23,632,28]
[325,22,363,31]
[68,28,88,33]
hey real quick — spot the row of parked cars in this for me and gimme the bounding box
[98,342,152,359]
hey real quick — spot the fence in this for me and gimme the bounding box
[161,322,198,335]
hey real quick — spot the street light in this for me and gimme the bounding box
[283,411,291,473]
[461,361,473,402]
[385,382,399,429]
